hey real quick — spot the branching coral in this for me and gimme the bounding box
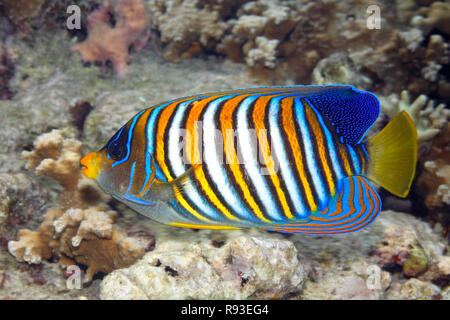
[150,0,299,68]
[245,36,278,68]
[147,0,448,94]
[150,0,230,62]
[8,130,146,281]
[72,0,151,77]
[421,35,449,84]
[52,208,145,281]
[411,1,450,36]
[21,129,83,206]
[380,90,449,144]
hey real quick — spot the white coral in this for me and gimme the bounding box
[150,0,227,58]
[232,15,268,37]
[381,90,449,143]
[245,36,278,68]
[22,129,82,192]
[8,239,42,264]
[422,61,442,82]
[436,184,450,205]
[399,28,424,52]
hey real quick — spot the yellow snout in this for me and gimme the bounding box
[80,152,103,179]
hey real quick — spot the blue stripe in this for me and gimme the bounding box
[307,101,345,182]
[294,98,327,208]
[168,199,201,222]
[362,176,381,220]
[361,143,369,165]
[237,96,283,221]
[124,161,154,205]
[269,96,309,218]
[127,161,137,193]
[344,176,373,230]
[202,95,257,221]
[112,110,146,168]
[147,104,168,154]
[106,126,125,160]
[347,145,361,174]
[336,176,352,221]
[165,97,223,221]
[138,107,161,193]
[147,103,170,182]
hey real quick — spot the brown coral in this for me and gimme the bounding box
[8,130,146,282]
[416,123,450,210]
[72,0,151,77]
[3,0,46,24]
[148,0,448,97]
[412,1,450,36]
[22,130,83,206]
[52,208,145,281]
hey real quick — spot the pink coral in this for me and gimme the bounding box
[72,0,151,77]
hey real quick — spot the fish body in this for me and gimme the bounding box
[81,85,418,234]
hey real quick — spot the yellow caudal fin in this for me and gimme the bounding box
[367,111,418,198]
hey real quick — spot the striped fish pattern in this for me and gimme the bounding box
[81,85,417,234]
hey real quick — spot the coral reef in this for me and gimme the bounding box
[403,247,428,277]
[245,36,278,68]
[311,52,372,89]
[99,210,449,300]
[379,90,449,145]
[387,278,441,300]
[411,1,450,36]
[0,251,101,299]
[415,123,450,211]
[150,0,302,70]
[0,172,50,241]
[2,0,46,24]
[148,0,449,100]
[441,286,450,300]
[299,210,447,299]
[8,130,146,281]
[302,261,392,300]
[150,0,230,62]
[419,254,450,287]
[100,235,305,299]
[1,1,449,300]
[72,0,151,77]
[368,211,444,275]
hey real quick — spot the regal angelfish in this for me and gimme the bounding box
[80,85,418,234]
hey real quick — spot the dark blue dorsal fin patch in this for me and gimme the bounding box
[305,86,380,144]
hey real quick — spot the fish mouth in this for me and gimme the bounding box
[80,152,102,179]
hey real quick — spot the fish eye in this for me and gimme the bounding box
[106,126,128,161]
[108,141,125,160]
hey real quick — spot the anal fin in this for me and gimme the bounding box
[259,176,381,234]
